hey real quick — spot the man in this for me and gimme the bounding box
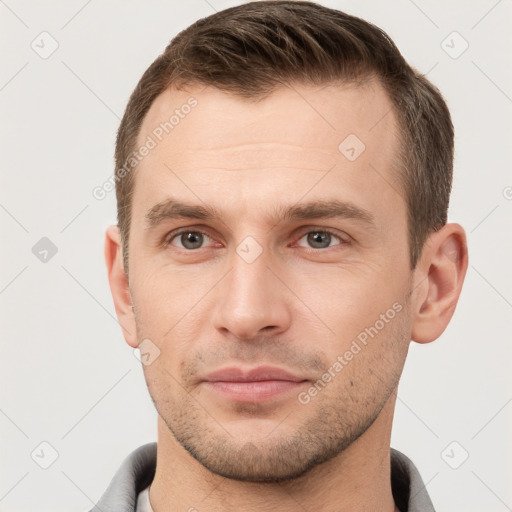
[99,1,468,510]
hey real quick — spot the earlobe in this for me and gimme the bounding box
[411,223,468,344]
[104,225,138,348]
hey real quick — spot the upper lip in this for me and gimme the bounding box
[203,366,306,383]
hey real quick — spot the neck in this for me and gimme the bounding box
[149,392,399,512]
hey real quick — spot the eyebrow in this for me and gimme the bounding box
[144,196,375,231]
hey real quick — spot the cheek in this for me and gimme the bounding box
[322,305,409,399]
[293,266,402,337]
[294,272,411,391]
[129,272,205,379]
[132,262,205,325]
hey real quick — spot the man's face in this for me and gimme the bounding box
[127,81,413,482]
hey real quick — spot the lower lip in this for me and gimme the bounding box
[204,380,307,402]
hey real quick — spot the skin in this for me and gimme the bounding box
[105,80,468,512]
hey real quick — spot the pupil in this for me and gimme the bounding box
[308,231,330,248]
[183,232,202,249]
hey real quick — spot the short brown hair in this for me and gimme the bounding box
[114,0,453,275]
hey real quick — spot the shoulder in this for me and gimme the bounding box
[89,442,157,512]
[390,448,436,512]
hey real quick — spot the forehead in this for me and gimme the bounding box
[131,80,403,228]
[137,79,397,162]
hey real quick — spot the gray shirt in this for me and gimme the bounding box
[90,442,435,512]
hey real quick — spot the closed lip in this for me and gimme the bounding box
[203,366,307,383]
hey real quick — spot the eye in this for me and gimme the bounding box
[295,229,346,250]
[166,230,214,250]
[162,227,349,253]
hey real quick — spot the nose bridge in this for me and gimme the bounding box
[231,241,272,304]
[212,238,291,339]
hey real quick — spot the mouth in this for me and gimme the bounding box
[201,365,309,402]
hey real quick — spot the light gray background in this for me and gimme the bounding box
[1,1,511,511]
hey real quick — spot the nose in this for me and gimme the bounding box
[211,247,292,341]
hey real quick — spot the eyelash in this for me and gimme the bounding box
[162,227,350,252]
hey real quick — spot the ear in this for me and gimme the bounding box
[410,223,468,344]
[104,225,138,348]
